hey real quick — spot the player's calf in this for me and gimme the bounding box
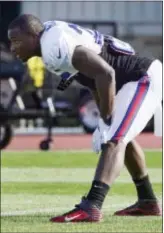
[119,140,162,216]
[86,140,126,209]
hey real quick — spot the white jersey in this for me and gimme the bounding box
[40,20,104,80]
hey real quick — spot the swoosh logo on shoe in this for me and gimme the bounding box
[94,185,103,189]
[65,214,82,222]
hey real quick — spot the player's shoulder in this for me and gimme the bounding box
[41,24,63,47]
[42,20,69,38]
[40,24,64,60]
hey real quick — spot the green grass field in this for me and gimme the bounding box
[1,150,162,233]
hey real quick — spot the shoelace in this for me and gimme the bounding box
[62,196,86,216]
[63,196,93,216]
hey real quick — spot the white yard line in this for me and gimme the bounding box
[0,204,127,217]
[1,193,162,217]
[0,194,139,216]
[1,168,162,183]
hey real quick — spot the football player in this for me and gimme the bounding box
[8,14,162,222]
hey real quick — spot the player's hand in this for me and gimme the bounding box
[98,117,112,144]
[92,117,112,153]
[92,118,110,154]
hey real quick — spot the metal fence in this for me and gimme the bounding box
[21,1,162,36]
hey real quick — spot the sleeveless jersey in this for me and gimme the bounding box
[40,20,154,93]
[75,36,154,93]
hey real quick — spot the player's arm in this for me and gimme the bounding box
[72,46,115,122]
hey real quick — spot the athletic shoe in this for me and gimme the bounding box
[114,200,162,216]
[50,197,102,222]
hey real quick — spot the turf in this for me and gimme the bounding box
[1,215,162,233]
[1,182,162,195]
[1,150,162,168]
[1,150,162,233]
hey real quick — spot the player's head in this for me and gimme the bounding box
[8,14,44,62]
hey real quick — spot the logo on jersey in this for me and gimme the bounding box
[105,35,135,55]
[57,49,61,59]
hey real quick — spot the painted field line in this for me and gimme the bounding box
[1,168,162,183]
[1,200,162,217]
[1,204,125,217]
[1,194,162,216]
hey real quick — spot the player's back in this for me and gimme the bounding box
[101,48,154,91]
[49,21,102,45]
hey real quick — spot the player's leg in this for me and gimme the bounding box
[50,60,162,222]
[50,79,135,223]
[50,141,126,223]
[114,139,161,216]
[125,140,147,179]
[114,60,163,216]
[88,76,161,217]
[50,73,161,222]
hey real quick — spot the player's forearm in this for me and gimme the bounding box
[72,45,115,122]
[95,70,115,122]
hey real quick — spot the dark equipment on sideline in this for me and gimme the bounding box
[0,60,56,150]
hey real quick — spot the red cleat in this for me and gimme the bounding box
[50,197,102,223]
[114,200,162,216]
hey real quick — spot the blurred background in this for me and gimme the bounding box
[0,1,163,150]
